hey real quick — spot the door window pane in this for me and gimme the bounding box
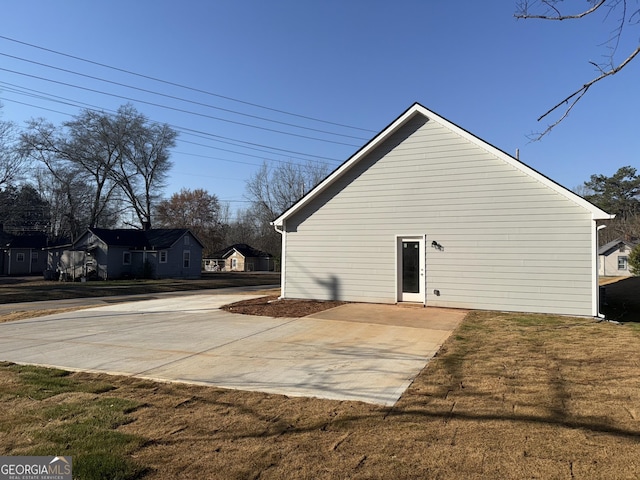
[402,242,420,293]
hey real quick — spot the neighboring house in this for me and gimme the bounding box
[53,227,203,280]
[598,239,638,277]
[206,243,274,272]
[43,239,72,280]
[0,232,48,276]
[272,103,613,317]
[202,257,225,272]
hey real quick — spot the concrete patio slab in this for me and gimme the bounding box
[0,294,467,406]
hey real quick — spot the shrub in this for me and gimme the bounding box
[629,244,640,276]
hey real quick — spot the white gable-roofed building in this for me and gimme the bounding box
[272,103,613,317]
[598,238,638,277]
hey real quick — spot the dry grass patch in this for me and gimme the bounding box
[0,272,280,304]
[396,311,640,478]
[599,276,628,286]
[1,310,639,479]
[0,307,94,323]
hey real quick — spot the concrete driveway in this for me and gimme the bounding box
[0,294,466,406]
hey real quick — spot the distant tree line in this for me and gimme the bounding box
[0,104,327,261]
[578,165,640,245]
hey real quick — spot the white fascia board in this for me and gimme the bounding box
[272,103,613,226]
[223,248,244,259]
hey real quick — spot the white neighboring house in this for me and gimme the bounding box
[598,239,638,277]
[205,243,274,272]
[272,103,613,317]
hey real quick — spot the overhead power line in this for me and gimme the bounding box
[0,66,361,147]
[0,82,99,113]
[0,34,376,133]
[174,125,343,163]
[0,52,368,141]
[178,139,338,168]
[0,82,344,164]
[1,95,341,170]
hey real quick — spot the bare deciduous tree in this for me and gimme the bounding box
[224,208,260,247]
[155,188,223,255]
[246,161,328,221]
[0,117,29,188]
[516,0,640,138]
[21,114,122,230]
[20,105,176,235]
[109,105,176,228]
[33,165,102,240]
[244,160,329,255]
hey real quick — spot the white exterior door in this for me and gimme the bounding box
[397,236,425,303]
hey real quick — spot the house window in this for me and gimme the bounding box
[184,235,190,246]
[159,250,168,263]
[183,251,190,268]
[123,251,131,265]
[618,256,628,270]
[16,252,25,262]
[231,258,237,270]
[31,251,39,263]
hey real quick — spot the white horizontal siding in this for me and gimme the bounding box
[283,115,596,316]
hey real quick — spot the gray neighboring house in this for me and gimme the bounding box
[1,232,48,276]
[272,103,613,317]
[598,239,638,277]
[53,227,203,280]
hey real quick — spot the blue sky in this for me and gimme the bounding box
[1,1,638,213]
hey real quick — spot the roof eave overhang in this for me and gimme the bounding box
[593,212,616,221]
[223,248,245,259]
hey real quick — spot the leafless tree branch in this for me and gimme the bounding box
[515,0,607,20]
[516,0,640,139]
[529,45,640,140]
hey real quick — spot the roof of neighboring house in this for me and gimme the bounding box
[85,228,204,250]
[42,238,73,250]
[272,102,613,226]
[1,233,48,249]
[211,243,272,259]
[145,229,204,249]
[0,230,13,248]
[598,238,639,256]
